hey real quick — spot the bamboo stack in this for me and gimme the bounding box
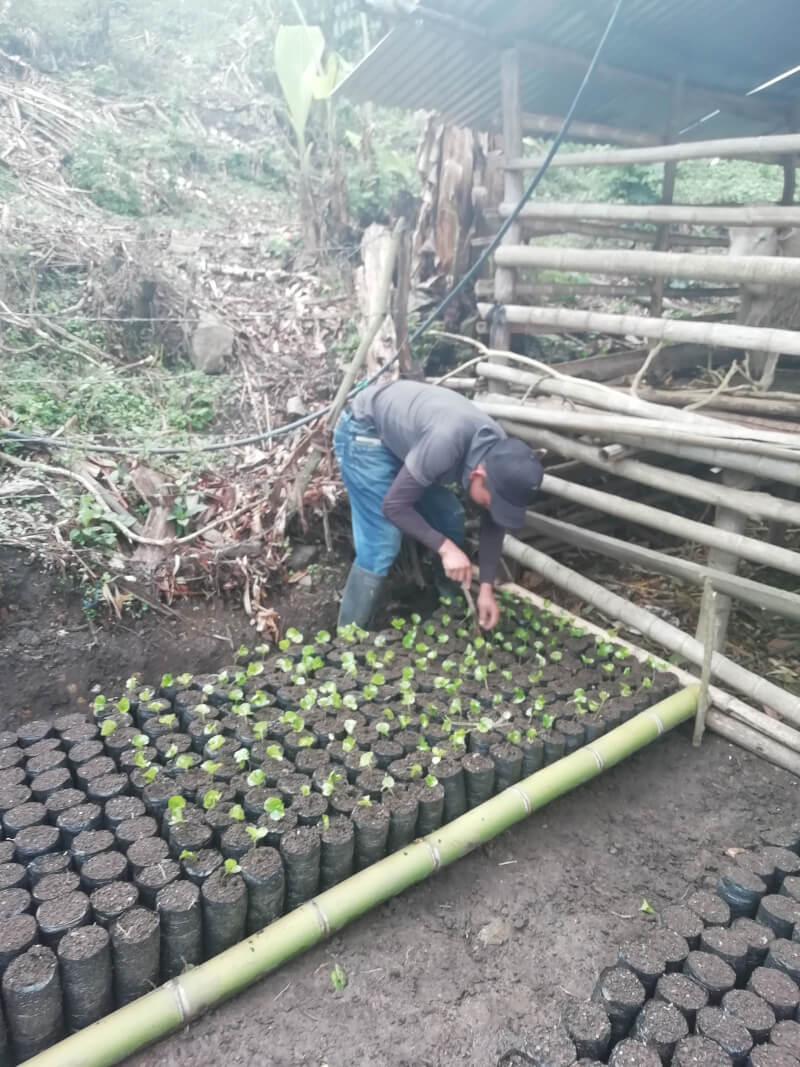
[443,347,800,774]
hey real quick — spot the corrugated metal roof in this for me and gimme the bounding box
[337,0,799,141]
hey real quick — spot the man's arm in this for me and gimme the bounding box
[382,467,472,585]
[476,512,504,629]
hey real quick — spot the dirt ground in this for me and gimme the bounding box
[1,549,797,1067]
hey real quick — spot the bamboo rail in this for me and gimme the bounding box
[489,247,800,288]
[531,470,800,577]
[502,536,800,728]
[478,302,800,359]
[520,510,800,621]
[498,201,800,228]
[505,133,800,170]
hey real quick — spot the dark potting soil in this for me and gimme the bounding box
[0,863,26,891]
[672,1036,735,1067]
[633,999,689,1065]
[757,896,800,940]
[56,802,103,844]
[17,720,54,746]
[36,890,91,945]
[135,860,181,909]
[719,863,769,919]
[67,740,105,768]
[654,973,710,1028]
[156,879,203,980]
[30,768,73,802]
[127,835,170,873]
[761,825,800,853]
[28,850,71,883]
[1,943,64,1057]
[561,1001,611,1061]
[0,888,31,919]
[111,906,161,1005]
[737,850,781,886]
[782,877,800,904]
[686,889,731,928]
[619,939,667,995]
[608,1038,663,1067]
[0,841,15,864]
[104,798,146,827]
[14,823,61,863]
[683,950,737,1004]
[32,870,81,903]
[240,847,285,934]
[44,788,85,823]
[699,926,750,980]
[0,913,37,976]
[733,918,777,969]
[3,800,46,836]
[749,1048,800,1067]
[523,1025,577,1067]
[771,1020,800,1055]
[592,965,646,1043]
[384,789,419,852]
[292,791,329,827]
[71,828,115,867]
[765,938,800,983]
[115,815,158,849]
[722,989,777,1043]
[220,824,257,862]
[759,847,800,887]
[648,927,690,973]
[25,749,68,777]
[201,870,247,956]
[80,849,129,892]
[90,880,139,928]
[319,815,355,890]
[181,848,223,887]
[696,1006,754,1066]
[747,966,800,1020]
[57,923,114,1032]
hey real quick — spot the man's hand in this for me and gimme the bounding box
[438,539,472,587]
[477,583,500,630]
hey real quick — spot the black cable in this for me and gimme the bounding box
[1,0,624,459]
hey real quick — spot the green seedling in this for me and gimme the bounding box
[330,963,348,991]
[164,744,178,760]
[253,722,270,741]
[375,722,390,737]
[640,898,655,915]
[424,774,438,788]
[201,760,221,776]
[133,751,149,770]
[264,797,285,821]
[322,770,342,797]
[203,789,222,811]
[179,850,197,862]
[358,752,374,768]
[167,795,186,825]
[541,713,555,730]
[143,766,159,784]
[266,744,283,761]
[229,804,245,822]
[207,734,226,753]
[158,714,178,728]
[161,674,174,689]
[100,719,118,737]
[116,697,131,715]
[357,797,372,808]
[321,814,330,830]
[223,859,241,877]
[175,754,195,771]
[246,824,268,846]
[342,736,357,753]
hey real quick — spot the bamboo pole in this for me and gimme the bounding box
[22,688,699,1067]
[505,133,800,171]
[521,511,800,622]
[498,202,800,228]
[490,47,522,365]
[477,301,800,359]
[502,536,800,728]
[693,579,716,746]
[488,418,800,526]
[491,247,800,287]
[476,361,800,449]
[533,470,800,578]
[500,219,729,248]
[475,399,800,468]
[495,577,800,769]
[634,388,800,421]
[474,280,738,301]
[651,75,685,317]
[600,433,800,481]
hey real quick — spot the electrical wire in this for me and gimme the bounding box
[1,0,625,459]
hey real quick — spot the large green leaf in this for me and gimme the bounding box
[274,24,325,149]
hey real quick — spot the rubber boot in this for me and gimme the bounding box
[337,564,386,631]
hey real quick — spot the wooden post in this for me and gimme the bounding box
[696,471,754,652]
[490,47,522,377]
[394,220,414,378]
[693,578,716,746]
[650,75,685,317]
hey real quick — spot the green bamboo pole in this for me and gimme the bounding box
[23,687,698,1067]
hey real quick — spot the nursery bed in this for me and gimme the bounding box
[0,592,684,1062]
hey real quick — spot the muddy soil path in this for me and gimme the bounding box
[123,732,796,1067]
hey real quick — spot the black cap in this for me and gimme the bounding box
[483,439,543,529]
